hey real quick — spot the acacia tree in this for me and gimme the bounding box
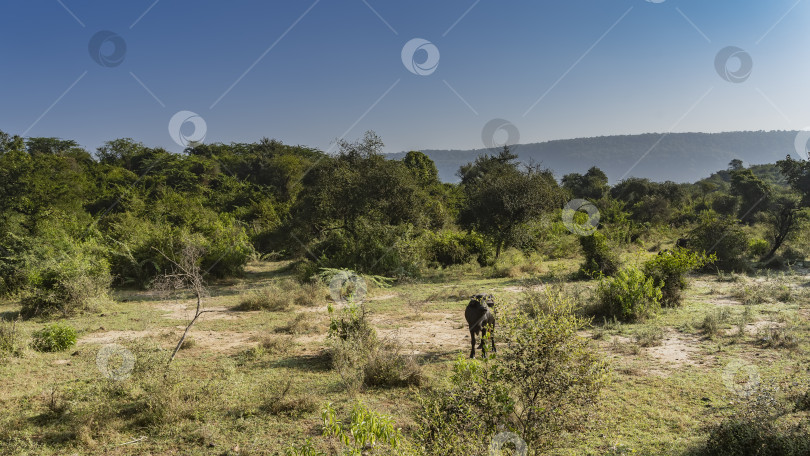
[458,146,563,258]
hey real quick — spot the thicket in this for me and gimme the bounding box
[1,128,808,320]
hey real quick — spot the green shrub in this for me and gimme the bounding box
[749,238,770,258]
[415,290,609,454]
[32,323,77,352]
[322,402,404,454]
[426,230,492,267]
[578,231,619,278]
[701,386,810,456]
[20,236,111,319]
[643,247,714,307]
[596,266,662,322]
[689,214,750,272]
[310,219,424,277]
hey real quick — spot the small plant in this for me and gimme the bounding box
[734,284,769,305]
[596,266,662,322]
[32,323,77,352]
[701,309,730,339]
[748,238,770,257]
[634,326,664,347]
[757,324,799,349]
[0,318,24,358]
[321,402,403,454]
[275,313,321,335]
[362,339,423,388]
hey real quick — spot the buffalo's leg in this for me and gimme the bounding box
[480,327,488,357]
[469,329,476,358]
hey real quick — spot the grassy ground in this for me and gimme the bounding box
[1,255,809,455]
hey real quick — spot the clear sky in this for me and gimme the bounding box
[1,0,808,154]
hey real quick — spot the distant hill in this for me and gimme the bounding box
[387,131,802,184]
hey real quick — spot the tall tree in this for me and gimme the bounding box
[458,146,563,258]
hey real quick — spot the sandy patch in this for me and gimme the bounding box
[158,302,247,321]
[646,332,705,368]
[79,330,154,345]
[373,312,470,355]
[368,293,398,301]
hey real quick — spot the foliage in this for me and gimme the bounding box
[19,230,111,319]
[596,266,662,322]
[458,146,564,258]
[31,322,77,352]
[578,231,619,278]
[321,402,404,455]
[643,248,714,307]
[414,290,609,455]
[701,385,810,456]
[426,230,492,267]
[689,213,751,272]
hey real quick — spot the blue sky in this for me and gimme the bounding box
[1,0,808,154]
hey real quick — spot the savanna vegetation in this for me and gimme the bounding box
[1,128,809,455]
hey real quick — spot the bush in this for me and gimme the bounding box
[107,211,254,287]
[309,219,424,277]
[0,318,24,358]
[596,266,662,322]
[578,231,619,278]
[689,214,750,272]
[236,279,324,311]
[363,340,423,388]
[749,238,770,258]
[643,248,714,307]
[32,323,77,352]
[426,230,492,267]
[414,290,609,454]
[20,236,111,319]
[701,385,810,456]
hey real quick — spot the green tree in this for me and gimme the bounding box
[458,146,563,258]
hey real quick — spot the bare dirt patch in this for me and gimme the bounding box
[374,312,469,355]
[79,330,154,345]
[645,332,707,369]
[157,301,248,321]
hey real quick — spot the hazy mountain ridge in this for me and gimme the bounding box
[388,131,801,184]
